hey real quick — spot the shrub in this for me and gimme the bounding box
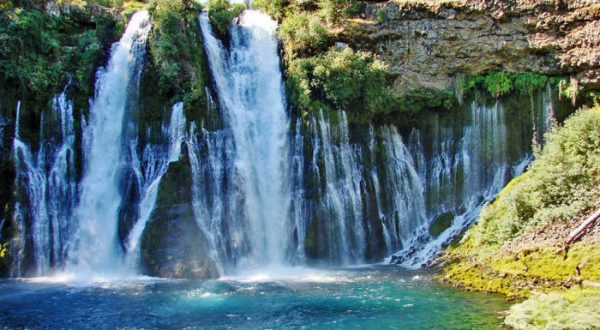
[147,0,208,107]
[0,5,118,107]
[286,48,393,121]
[484,71,512,97]
[317,0,360,24]
[504,289,600,330]
[512,72,548,95]
[280,13,331,58]
[252,0,288,20]
[207,0,245,42]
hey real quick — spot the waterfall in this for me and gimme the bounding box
[67,11,151,275]
[200,11,291,269]
[12,93,77,276]
[291,111,426,264]
[124,102,186,270]
[6,7,560,277]
[392,90,555,267]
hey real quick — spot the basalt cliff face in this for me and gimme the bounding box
[344,0,599,96]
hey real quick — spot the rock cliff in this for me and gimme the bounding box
[344,0,599,96]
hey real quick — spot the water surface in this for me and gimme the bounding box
[0,266,508,329]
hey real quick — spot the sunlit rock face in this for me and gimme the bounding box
[357,0,600,97]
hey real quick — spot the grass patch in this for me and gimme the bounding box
[505,288,600,330]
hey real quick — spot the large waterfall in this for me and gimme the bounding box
[200,11,292,270]
[6,8,559,278]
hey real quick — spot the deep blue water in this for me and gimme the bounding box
[0,266,508,329]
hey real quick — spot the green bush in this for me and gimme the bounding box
[286,48,393,121]
[317,0,360,24]
[0,5,119,107]
[252,0,289,20]
[147,0,208,106]
[460,71,555,99]
[280,12,331,58]
[484,71,512,97]
[504,289,600,330]
[207,0,245,42]
[512,72,548,95]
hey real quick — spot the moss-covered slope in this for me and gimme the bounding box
[440,105,600,326]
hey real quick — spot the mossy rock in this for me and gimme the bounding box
[140,144,219,279]
[429,211,454,238]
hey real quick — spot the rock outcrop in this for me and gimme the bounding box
[140,144,219,279]
[345,0,599,96]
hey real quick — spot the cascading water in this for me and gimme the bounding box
[67,11,151,275]
[6,7,560,277]
[200,11,291,269]
[289,111,427,265]
[392,88,556,267]
[124,102,186,270]
[12,93,77,276]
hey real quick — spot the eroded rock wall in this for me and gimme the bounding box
[346,0,599,96]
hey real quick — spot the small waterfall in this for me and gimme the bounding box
[293,111,427,264]
[124,102,186,270]
[393,90,555,267]
[67,11,151,275]
[200,11,291,269]
[12,93,77,276]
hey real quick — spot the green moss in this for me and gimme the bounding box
[429,212,454,237]
[441,106,600,299]
[504,288,600,330]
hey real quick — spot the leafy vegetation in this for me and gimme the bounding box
[147,0,208,109]
[317,0,361,24]
[0,4,120,108]
[286,48,394,122]
[469,106,600,252]
[279,12,331,58]
[460,71,557,98]
[206,0,245,42]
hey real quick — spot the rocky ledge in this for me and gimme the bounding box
[344,0,599,97]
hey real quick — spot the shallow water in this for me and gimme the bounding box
[0,266,508,329]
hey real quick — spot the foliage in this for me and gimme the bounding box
[252,0,289,20]
[279,12,331,58]
[207,0,245,42]
[505,289,600,330]
[513,72,548,95]
[0,4,119,107]
[0,243,7,258]
[377,9,386,23]
[286,48,393,121]
[460,72,554,98]
[483,71,512,97]
[317,0,360,24]
[147,0,208,107]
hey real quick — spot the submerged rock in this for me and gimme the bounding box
[140,144,219,279]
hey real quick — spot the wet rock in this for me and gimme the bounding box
[140,144,219,279]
